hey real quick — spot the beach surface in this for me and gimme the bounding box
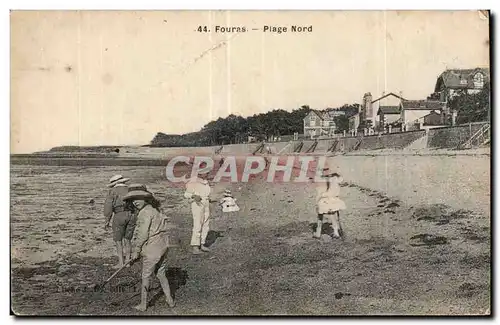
[10,151,490,315]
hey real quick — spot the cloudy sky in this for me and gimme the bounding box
[11,10,489,153]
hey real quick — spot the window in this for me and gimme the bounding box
[473,73,485,88]
[309,115,316,125]
[323,120,330,127]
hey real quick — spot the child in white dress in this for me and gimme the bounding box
[219,189,240,213]
[314,157,346,239]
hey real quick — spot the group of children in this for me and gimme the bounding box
[102,156,345,312]
[103,170,242,311]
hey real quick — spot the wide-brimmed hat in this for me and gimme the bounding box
[321,157,340,177]
[223,189,232,197]
[107,174,130,188]
[122,190,153,201]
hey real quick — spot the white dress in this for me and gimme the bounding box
[316,175,346,214]
[219,196,240,213]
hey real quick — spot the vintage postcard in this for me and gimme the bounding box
[10,10,491,316]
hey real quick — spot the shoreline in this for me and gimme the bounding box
[10,146,491,166]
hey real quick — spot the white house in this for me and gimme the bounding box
[349,91,405,133]
[434,67,490,101]
[400,100,446,128]
[303,110,343,138]
[432,67,490,122]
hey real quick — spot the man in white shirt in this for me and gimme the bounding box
[184,163,213,255]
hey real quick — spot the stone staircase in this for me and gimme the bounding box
[277,141,293,154]
[404,132,428,150]
[457,123,491,149]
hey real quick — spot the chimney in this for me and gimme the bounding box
[361,94,366,119]
[367,92,373,121]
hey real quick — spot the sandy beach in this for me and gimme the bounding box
[9,8,492,317]
[10,152,490,315]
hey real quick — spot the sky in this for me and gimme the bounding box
[10,10,490,153]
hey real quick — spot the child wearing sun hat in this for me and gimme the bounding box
[314,156,346,240]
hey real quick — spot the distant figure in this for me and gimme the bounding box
[125,188,175,311]
[314,158,346,239]
[263,155,270,168]
[104,175,135,269]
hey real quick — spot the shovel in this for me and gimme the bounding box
[93,258,138,291]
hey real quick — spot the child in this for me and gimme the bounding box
[219,189,240,213]
[125,188,175,311]
[314,157,346,239]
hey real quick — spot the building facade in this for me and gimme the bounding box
[423,111,443,126]
[349,91,405,133]
[371,92,405,127]
[303,110,340,138]
[432,67,490,119]
[400,100,446,127]
[434,67,490,101]
[348,114,360,133]
[377,106,401,129]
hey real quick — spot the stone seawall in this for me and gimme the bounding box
[334,151,490,215]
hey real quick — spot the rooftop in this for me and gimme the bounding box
[377,106,400,115]
[371,92,406,104]
[400,100,445,110]
[434,67,490,91]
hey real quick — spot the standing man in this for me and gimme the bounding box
[263,143,273,168]
[184,162,213,255]
[104,174,136,269]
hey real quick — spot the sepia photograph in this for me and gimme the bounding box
[10,9,491,316]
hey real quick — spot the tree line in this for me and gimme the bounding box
[448,83,490,124]
[149,104,359,147]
